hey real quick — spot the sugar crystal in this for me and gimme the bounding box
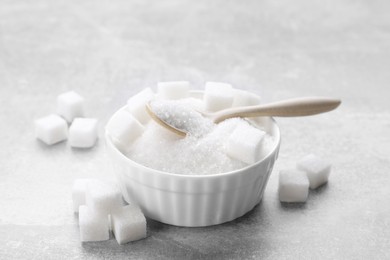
[150,100,214,137]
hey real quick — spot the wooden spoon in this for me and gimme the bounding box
[146,97,341,137]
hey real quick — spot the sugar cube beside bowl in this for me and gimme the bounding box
[105,90,281,227]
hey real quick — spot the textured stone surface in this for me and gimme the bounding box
[1,0,389,259]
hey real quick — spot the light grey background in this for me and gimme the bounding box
[1,0,389,259]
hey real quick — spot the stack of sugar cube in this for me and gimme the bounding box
[34,91,98,148]
[278,154,332,203]
[72,179,147,244]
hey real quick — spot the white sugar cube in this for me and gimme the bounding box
[57,91,85,123]
[106,110,144,152]
[69,118,98,148]
[278,170,309,203]
[35,114,68,145]
[232,89,261,107]
[86,180,123,215]
[157,81,190,100]
[297,154,331,189]
[79,205,109,242]
[226,123,266,164]
[72,179,96,213]
[111,204,147,245]
[204,82,234,112]
[127,88,155,124]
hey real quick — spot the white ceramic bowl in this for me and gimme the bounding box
[105,91,281,227]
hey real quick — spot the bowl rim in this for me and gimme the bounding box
[105,90,281,180]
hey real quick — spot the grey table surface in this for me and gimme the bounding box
[1,0,389,259]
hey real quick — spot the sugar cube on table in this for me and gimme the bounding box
[226,122,266,164]
[278,170,309,203]
[69,118,98,148]
[57,91,85,123]
[232,89,261,107]
[79,205,109,242]
[204,82,234,112]
[127,88,155,124]
[297,154,331,189]
[35,114,68,145]
[157,81,190,100]
[86,180,123,215]
[106,110,144,152]
[111,204,147,245]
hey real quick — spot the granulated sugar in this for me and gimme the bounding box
[150,100,214,137]
[126,117,275,175]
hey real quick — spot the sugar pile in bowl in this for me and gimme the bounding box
[125,101,275,175]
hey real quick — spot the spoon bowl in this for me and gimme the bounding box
[145,102,187,137]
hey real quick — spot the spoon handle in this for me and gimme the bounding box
[213,97,341,123]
